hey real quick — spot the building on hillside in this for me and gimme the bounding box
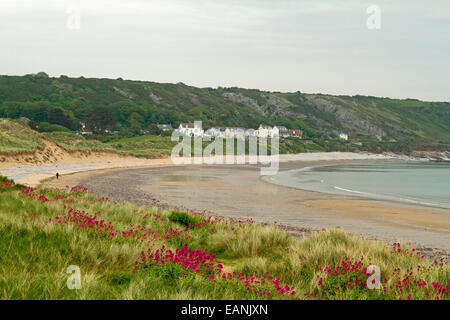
[256,125,273,139]
[157,124,173,131]
[177,122,204,137]
[274,126,289,137]
[204,127,221,138]
[81,128,93,135]
[256,125,291,139]
[334,131,349,141]
[19,117,31,125]
[245,129,257,138]
[271,126,280,138]
[224,127,245,140]
[204,127,245,140]
[288,129,303,138]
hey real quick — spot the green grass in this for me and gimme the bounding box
[0,119,43,153]
[0,118,312,158]
[0,119,173,158]
[106,135,177,158]
[42,132,115,152]
[0,178,448,300]
[105,135,311,158]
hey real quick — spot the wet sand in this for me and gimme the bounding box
[2,151,391,187]
[0,157,175,187]
[44,160,450,256]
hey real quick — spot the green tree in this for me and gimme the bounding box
[47,107,76,130]
[88,107,116,133]
[148,124,162,135]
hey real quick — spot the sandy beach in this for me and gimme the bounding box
[0,151,392,186]
[0,155,174,187]
[36,153,450,258]
[2,149,448,256]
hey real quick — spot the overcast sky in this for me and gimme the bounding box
[1,0,449,101]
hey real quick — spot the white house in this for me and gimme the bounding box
[157,124,173,131]
[256,125,272,139]
[205,127,245,140]
[204,127,221,138]
[273,126,289,137]
[334,131,349,141]
[177,122,204,137]
[225,127,245,140]
[245,129,257,138]
[255,125,282,139]
[271,126,280,138]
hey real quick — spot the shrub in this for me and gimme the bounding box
[169,211,203,228]
[38,122,71,132]
[0,175,26,191]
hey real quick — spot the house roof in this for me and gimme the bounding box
[225,127,244,131]
[288,129,303,136]
[19,116,31,123]
[180,123,195,128]
[157,124,173,129]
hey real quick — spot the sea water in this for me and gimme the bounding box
[266,162,450,210]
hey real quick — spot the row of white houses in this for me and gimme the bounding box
[75,120,346,141]
[175,123,303,139]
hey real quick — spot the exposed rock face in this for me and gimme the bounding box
[222,92,307,119]
[222,92,268,116]
[148,92,161,104]
[113,86,133,100]
[222,91,389,136]
[304,96,386,136]
[410,151,450,161]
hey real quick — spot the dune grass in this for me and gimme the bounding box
[0,119,43,153]
[106,135,176,158]
[0,177,448,300]
[41,132,115,152]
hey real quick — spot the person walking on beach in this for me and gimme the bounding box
[56,172,60,180]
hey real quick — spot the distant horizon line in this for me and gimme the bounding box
[1,72,449,104]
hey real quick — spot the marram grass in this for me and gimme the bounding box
[0,177,448,300]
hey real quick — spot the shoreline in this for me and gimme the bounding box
[1,151,395,187]
[40,157,450,261]
[0,157,175,187]
[3,150,448,260]
[262,161,450,212]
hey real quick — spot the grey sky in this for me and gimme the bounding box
[1,0,449,101]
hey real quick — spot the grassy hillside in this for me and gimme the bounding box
[0,119,43,153]
[0,119,174,158]
[0,177,448,300]
[0,118,331,158]
[106,135,176,158]
[0,74,448,153]
[42,132,114,152]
